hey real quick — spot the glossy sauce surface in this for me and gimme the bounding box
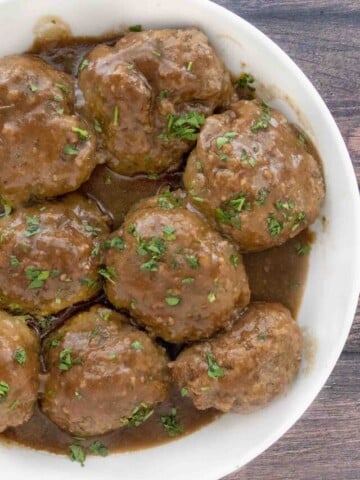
[1,34,311,456]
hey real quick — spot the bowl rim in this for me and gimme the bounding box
[0,0,359,478]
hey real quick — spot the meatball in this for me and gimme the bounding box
[41,305,170,436]
[184,100,325,252]
[103,192,250,343]
[0,310,39,432]
[79,28,233,175]
[171,302,302,412]
[0,195,109,316]
[0,55,97,206]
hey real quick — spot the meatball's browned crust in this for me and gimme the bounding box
[184,100,325,251]
[103,193,250,343]
[0,311,39,432]
[0,55,97,206]
[0,195,109,316]
[79,29,233,175]
[41,306,170,436]
[171,302,302,412]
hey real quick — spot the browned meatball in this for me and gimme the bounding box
[171,302,302,412]
[103,192,250,343]
[0,195,109,316]
[79,29,233,175]
[184,100,325,252]
[0,55,97,206]
[41,305,170,436]
[0,311,39,432]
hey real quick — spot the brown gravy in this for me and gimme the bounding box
[1,34,312,457]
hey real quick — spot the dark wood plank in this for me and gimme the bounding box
[213,1,360,478]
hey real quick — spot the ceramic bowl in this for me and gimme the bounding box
[0,1,359,479]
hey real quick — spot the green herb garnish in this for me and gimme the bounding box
[72,126,89,140]
[206,352,224,379]
[64,144,80,156]
[14,348,27,365]
[25,216,41,237]
[68,444,86,466]
[160,408,183,437]
[295,242,311,256]
[164,112,205,141]
[89,441,108,457]
[121,403,154,427]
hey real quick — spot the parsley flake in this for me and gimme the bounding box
[206,352,224,379]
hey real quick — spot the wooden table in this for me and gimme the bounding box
[213,1,360,479]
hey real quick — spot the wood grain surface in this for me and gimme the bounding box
[212,1,360,479]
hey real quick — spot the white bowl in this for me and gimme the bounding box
[1,0,360,479]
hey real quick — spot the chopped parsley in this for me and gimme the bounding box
[216,193,250,229]
[267,214,284,237]
[255,188,269,206]
[295,242,311,256]
[0,380,9,399]
[181,387,188,397]
[159,89,169,99]
[79,58,89,72]
[121,403,154,427]
[14,348,27,365]
[10,256,20,267]
[131,340,144,351]
[186,255,200,270]
[186,61,193,71]
[160,408,183,437]
[129,24,142,32]
[251,102,272,133]
[8,399,19,411]
[206,352,224,379]
[98,266,117,283]
[72,126,89,140]
[59,348,82,371]
[113,106,119,126]
[208,292,216,303]
[68,444,86,466]
[89,441,108,457]
[94,118,103,133]
[216,132,238,149]
[235,73,255,89]
[103,236,125,251]
[275,199,295,212]
[240,149,256,167]
[79,277,98,288]
[165,295,181,306]
[182,277,195,284]
[163,226,176,241]
[208,291,216,303]
[164,112,205,141]
[83,224,102,235]
[25,216,41,237]
[230,253,239,267]
[28,83,38,92]
[138,237,166,271]
[157,191,181,210]
[55,83,70,94]
[292,212,306,231]
[25,267,50,289]
[0,198,12,217]
[64,144,80,156]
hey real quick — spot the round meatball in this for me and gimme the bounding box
[79,28,233,175]
[184,100,325,252]
[41,305,170,436]
[103,192,250,343]
[0,55,97,206]
[0,310,39,432]
[171,302,302,412]
[0,194,109,316]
